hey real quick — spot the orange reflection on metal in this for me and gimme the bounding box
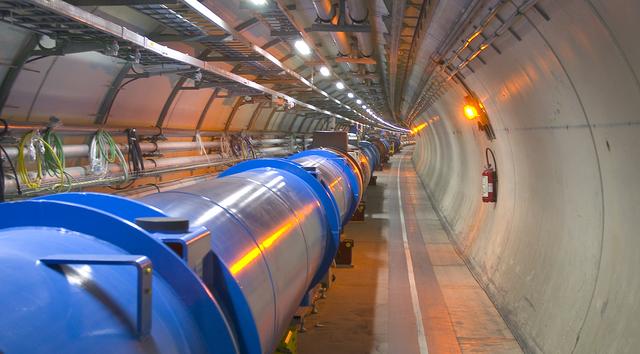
[229,203,318,275]
[328,176,343,189]
[359,155,369,169]
[229,248,263,275]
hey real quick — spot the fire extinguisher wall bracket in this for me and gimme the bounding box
[482,148,498,203]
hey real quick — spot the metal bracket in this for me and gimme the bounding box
[40,254,153,338]
[302,166,319,179]
[307,23,371,33]
[125,67,197,79]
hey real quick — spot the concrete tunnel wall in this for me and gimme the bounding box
[412,1,640,353]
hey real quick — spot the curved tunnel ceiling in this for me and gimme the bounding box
[0,0,507,133]
[0,0,546,133]
[0,0,418,133]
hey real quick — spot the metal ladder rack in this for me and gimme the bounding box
[0,0,372,126]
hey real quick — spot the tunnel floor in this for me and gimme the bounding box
[297,148,522,354]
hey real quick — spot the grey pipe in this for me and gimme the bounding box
[116,173,220,199]
[137,141,220,152]
[5,146,292,193]
[259,146,290,155]
[144,154,224,169]
[3,153,231,195]
[1,139,302,160]
[3,144,90,160]
[257,138,289,146]
[2,122,218,137]
[2,121,313,138]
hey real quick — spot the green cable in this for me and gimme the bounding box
[16,130,65,189]
[91,129,129,181]
[42,130,65,177]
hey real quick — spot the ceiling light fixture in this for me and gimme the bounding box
[336,82,345,90]
[251,0,267,5]
[347,92,354,98]
[319,65,330,77]
[294,39,311,56]
[356,99,362,104]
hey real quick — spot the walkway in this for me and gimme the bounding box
[298,147,521,354]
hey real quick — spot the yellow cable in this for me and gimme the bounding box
[16,131,65,189]
[17,132,41,189]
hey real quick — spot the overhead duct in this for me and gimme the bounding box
[347,0,376,73]
[312,0,357,72]
[312,0,335,23]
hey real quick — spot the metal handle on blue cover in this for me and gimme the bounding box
[40,254,153,338]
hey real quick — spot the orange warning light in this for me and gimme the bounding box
[463,104,479,120]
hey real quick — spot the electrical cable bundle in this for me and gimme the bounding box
[195,133,210,162]
[126,128,145,175]
[227,134,256,159]
[242,136,256,159]
[90,129,128,180]
[15,130,66,189]
[41,129,65,176]
[229,135,243,158]
[220,135,232,158]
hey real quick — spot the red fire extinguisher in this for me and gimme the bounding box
[482,148,497,203]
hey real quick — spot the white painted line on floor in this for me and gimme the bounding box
[397,157,429,354]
